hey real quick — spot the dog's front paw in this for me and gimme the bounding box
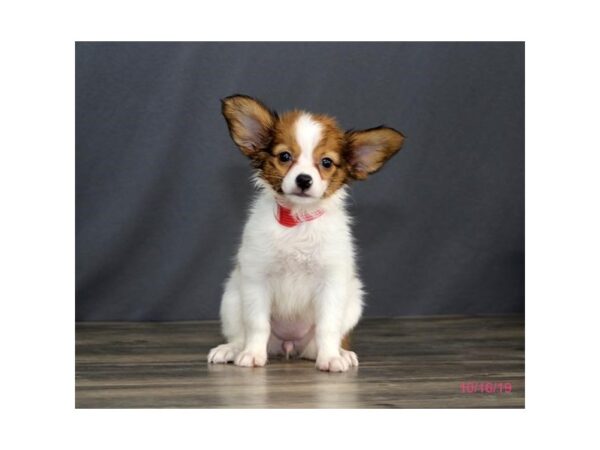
[316,354,351,372]
[234,349,268,367]
[208,343,240,364]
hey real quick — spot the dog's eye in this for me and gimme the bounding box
[278,152,292,163]
[321,157,333,168]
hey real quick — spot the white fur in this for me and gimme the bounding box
[208,114,364,373]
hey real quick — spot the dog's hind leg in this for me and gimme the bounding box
[336,277,363,367]
[208,267,245,363]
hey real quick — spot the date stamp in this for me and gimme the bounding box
[460,381,512,394]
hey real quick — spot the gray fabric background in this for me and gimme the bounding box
[76,42,524,321]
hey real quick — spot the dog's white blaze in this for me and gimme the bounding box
[294,113,322,163]
[279,112,327,200]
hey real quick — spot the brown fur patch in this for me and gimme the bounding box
[260,110,304,193]
[310,114,349,197]
[341,334,351,350]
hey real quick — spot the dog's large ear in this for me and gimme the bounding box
[344,127,405,180]
[221,95,276,158]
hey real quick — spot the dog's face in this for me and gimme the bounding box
[222,95,405,205]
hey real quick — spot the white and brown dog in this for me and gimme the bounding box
[208,95,404,372]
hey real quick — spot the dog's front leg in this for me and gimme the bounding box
[234,277,270,367]
[314,275,354,372]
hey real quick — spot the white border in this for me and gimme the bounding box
[1,0,599,448]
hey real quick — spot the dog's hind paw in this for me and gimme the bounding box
[208,343,239,364]
[340,349,359,367]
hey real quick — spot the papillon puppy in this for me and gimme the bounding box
[208,95,404,372]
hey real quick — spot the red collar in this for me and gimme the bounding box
[275,203,325,228]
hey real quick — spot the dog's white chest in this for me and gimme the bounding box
[271,228,324,271]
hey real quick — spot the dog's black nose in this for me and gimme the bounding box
[295,174,313,191]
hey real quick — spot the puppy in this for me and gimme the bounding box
[208,95,404,372]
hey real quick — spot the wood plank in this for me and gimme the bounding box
[76,316,524,408]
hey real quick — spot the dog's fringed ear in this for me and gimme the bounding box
[221,95,276,158]
[344,127,405,180]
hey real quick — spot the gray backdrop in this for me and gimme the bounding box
[76,42,524,320]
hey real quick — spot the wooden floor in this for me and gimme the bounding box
[76,316,524,408]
